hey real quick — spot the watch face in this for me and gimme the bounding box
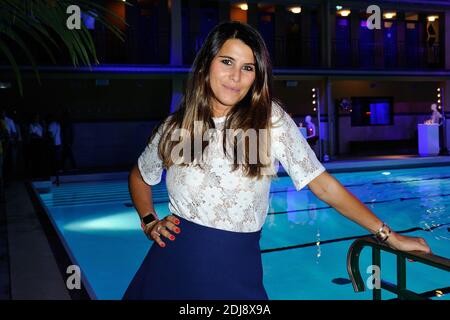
[142,214,156,225]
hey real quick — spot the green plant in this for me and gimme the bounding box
[0,0,128,95]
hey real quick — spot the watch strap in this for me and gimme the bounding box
[142,212,157,225]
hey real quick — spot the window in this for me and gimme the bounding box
[351,97,393,126]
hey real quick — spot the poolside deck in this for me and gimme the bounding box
[2,154,450,300]
[2,181,70,300]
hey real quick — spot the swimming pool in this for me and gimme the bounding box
[33,166,450,300]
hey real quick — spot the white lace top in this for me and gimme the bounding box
[138,102,326,232]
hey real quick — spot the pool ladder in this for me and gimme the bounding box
[347,236,450,300]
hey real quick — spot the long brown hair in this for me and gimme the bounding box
[154,21,277,179]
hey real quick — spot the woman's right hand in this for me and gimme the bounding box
[144,215,181,248]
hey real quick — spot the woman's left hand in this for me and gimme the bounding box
[386,232,432,254]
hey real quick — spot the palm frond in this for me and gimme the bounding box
[1,27,41,84]
[0,37,23,95]
[0,0,128,95]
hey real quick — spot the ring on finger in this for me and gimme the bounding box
[153,225,162,237]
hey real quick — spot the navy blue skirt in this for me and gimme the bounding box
[122,214,268,300]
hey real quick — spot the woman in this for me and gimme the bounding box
[123,21,431,300]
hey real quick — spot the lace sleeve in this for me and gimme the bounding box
[271,103,326,191]
[137,125,164,186]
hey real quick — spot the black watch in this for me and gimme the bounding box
[142,212,157,225]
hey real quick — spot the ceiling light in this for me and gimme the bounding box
[289,6,301,14]
[383,12,396,19]
[239,3,248,11]
[338,9,351,17]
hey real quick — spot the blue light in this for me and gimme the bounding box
[65,212,140,233]
[381,172,391,175]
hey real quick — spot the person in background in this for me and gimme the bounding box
[29,113,45,179]
[428,103,446,154]
[47,114,62,185]
[430,103,442,125]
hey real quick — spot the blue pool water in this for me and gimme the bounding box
[34,166,450,300]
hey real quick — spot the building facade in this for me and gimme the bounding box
[1,0,450,168]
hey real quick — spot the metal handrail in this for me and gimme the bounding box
[347,236,450,300]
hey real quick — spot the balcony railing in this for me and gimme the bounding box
[332,39,442,69]
[87,28,444,69]
[183,34,322,68]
